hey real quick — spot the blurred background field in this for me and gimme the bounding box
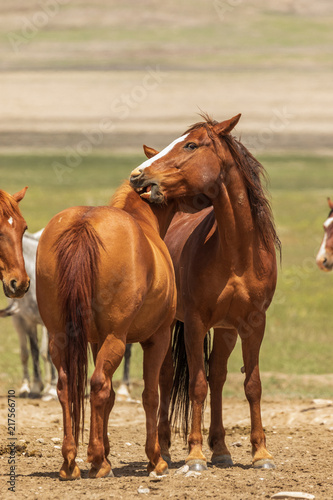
[0,0,332,399]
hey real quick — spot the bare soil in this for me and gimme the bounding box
[1,392,333,500]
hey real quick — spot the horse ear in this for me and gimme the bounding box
[328,198,333,210]
[213,114,241,136]
[143,145,159,159]
[12,186,28,203]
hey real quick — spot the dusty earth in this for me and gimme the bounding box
[1,390,333,500]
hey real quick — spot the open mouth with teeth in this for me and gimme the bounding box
[138,184,153,199]
[134,182,164,203]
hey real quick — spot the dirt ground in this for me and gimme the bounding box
[1,391,333,500]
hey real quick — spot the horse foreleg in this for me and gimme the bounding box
[88,334,125,479]
[158,336,173,465]
[209,328,237,467]
[185,320,208,471]
[240,318,275,469]
[141,328,170,476]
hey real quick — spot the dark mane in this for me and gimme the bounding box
[185,112,218,135]
[0,190,22,219]
[186,115,281,255]
[223,135,281,255]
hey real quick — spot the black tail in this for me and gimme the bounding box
[169,320,211,438]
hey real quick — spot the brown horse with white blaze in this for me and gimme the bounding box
[36,182,177,480]
[130,114,280,470]
[316,198,333,271]
[0,187,30,298]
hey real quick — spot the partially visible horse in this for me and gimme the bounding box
[0,187,30,298]
[0,230,57,399]
[130,114,280,470]
[316,198,333,271]
[36,181,177,479]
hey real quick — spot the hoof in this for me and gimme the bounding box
[147,458,169,476]
[89,459,113,479]
[59,461,81,481]
[211,454,234,467]
[253,458,276,470]
[186,459,208,472]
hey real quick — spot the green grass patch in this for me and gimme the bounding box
[0,151,332,398]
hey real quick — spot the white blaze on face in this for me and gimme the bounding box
[323,217,333,230]
[137,133,189,171]
[317,216,333,262]
[8,217,13,226]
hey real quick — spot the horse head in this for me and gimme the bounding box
[0,187,30,297]
[130,114,241,210]
[316,198,333,272]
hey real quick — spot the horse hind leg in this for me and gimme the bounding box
[157,340,173,466]
[88,334,125,479]
[240,318,275,469]
[56,363,81,480]
[208,327,237,467]
[141,327,171,476]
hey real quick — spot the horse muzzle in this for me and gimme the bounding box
[130,173,164,203]
[316,254,333,272]
[3,277,30,298]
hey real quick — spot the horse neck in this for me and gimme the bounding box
[111,184,176,238]
[212,163,256,267]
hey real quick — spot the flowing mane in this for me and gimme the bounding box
[0,190,22,219]
[110,180,136,209]
[185,115,281,255]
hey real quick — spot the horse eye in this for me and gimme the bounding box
[185,142,198,151]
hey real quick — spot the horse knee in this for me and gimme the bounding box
[142,388,158,413]
[189,374,208,404]
[90,373,111,406]
[244,375,262,403]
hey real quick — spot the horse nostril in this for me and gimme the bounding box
[130,168,143,180]
[323,258,327,265]
[25,280,30,293]
[9,279,17,292]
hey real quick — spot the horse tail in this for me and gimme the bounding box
[169,320,212,439]
[54,217,105,446]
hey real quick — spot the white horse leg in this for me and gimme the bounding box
[27,324,43,398]
[12,315,31,397]
[41,326,58,401]
[116,344,132,401]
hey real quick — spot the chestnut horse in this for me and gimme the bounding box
[130,114,280,470]
[36,181,176,480]
[316,198,333,272]
[0,187,30,298]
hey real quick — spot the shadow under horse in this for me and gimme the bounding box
[36,182,177,480]
[130,114,281,471]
